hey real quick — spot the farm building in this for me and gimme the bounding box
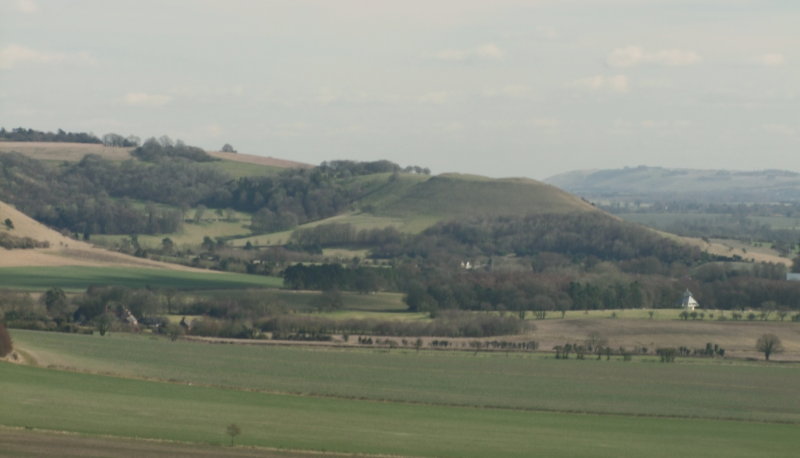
[680,289,699,311]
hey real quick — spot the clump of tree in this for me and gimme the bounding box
[656,347,678,362]
[283,263,396,293]
[102,133,140,147]
[0,232,49,249]
[132,136,217,162]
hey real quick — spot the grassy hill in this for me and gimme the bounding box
[234,173,601,247]
[372,173,596,218]
[546,166,800,203]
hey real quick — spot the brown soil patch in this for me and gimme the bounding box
[0,201,207,272]
[528,318,800,361]
[0,141,133,161]
[208,150,312,169]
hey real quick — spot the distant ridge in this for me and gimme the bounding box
[0,141,310,170]
[546,166,800,202]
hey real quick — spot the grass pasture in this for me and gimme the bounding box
[230,211,431,248]
[4,331,800,457]
[0,266,282,291]
[93,211,254,248]
[11,330,800,423]
[3,363,797,457]
[204,159,282,178]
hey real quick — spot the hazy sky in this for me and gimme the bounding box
[1,1,798,179]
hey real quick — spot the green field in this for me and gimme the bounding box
[11,330,800,423]
[93,211,254,248]
[206,159,281,178]
[3,363,796,457]
[0,266,282,291]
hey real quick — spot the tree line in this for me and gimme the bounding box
[0,127,102,144]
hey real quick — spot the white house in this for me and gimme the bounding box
[681,289,699,311]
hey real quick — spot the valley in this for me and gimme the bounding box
[1,134,800,457]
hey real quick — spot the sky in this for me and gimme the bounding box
[1,0,798,180]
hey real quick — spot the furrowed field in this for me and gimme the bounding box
[4,330,800,456]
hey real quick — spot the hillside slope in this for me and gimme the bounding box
[0,200,204,271]
[371,173,598,219]
[546,166,800,202]
[0,141,309,171]
[230,173,605,246]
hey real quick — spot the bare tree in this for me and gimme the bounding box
[226,423,241,446]
[756,334,783,361]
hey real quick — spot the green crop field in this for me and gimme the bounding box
[11,330,800,423]
[206,159,281,178]
[3,363,796,457]
[188,289,407,313]
[0,266,282,291]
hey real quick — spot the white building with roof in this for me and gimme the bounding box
[681,289,699,311]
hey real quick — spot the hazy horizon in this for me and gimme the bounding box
[2,0,798,180]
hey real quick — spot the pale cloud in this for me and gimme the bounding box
[639,120,691,131]
[607,46,701,67]
[205,124,224,137]
[441,121,465,133]
[483,84,534,98]
[0,44,95,69]
[759,52,786,67]
[573,74,629,93]
[433,43,506,62]
[122,92,172,107]
[416,91,450,104]
[762,123,796,137]
[529,118,560,129]
[16,0,39,14]
[526,118,561,135]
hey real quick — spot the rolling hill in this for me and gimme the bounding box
[0,141,310,176]
[0,199,203,271]
[371,173,597,219]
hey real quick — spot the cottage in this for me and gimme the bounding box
[680,289,699,311]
